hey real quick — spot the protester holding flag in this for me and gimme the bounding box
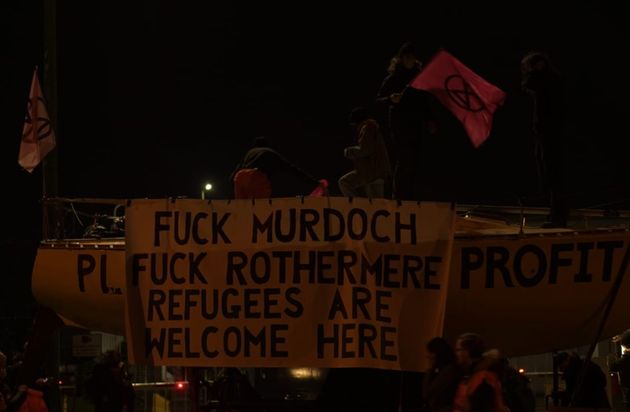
[376,42,422,115]
[377,42,439,200]
[521,52,568,228]
[376,42,423,199]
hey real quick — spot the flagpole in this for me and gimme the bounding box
[42,0,58,239]
[42,3,62,412]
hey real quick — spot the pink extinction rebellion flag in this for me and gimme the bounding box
[410,50,506,148]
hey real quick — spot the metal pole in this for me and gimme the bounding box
[42,0,59,239]
[42,2,62,410]
[551,350,559,406]
[42,0,59,197]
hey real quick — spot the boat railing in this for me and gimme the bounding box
[41,197,630,242]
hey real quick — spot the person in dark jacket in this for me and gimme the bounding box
[421,337,458,412]
[521,51,569,228]
[557,351,610,409]
[1,351,8,412]
[338,107,391,198]
[376,42,423,137]
[377,42,438,200]
[498,359,535,412]
[610,330,630,411]
[376,42,423,199]
[231,136,323,199]
[85,351,135,412]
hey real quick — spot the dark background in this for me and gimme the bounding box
[1,0,629,353]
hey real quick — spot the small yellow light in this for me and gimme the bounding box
[290,368,321,379]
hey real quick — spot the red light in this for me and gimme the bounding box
[58,380,64,385]
[176,382,185,389]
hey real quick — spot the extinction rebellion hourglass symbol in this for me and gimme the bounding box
[444,74,486,113]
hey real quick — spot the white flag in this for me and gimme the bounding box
[18,68,56,173]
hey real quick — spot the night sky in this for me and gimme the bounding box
[2,1,630,242]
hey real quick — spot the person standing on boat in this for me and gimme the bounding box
[338,107,391,198]
[376,42,423,199]
[521,52,569,228]
[230,136,324,199]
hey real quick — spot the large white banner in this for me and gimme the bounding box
[125,197,455,371]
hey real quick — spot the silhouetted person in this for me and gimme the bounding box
[1,351,8,412]
[86,351,135,412]
[338,107,390,198]
[230,136,322,198]
[610,331,630,411]
[212,368,259,412]
[4,352,23,393]
[422,337,458,412]
[452,333,508,412]
[521,52,569,227]
[497,359,535,412]
[1,349,53,412]
[376,42,422,143]
[557,351,610,408]
[376,42,423,199]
